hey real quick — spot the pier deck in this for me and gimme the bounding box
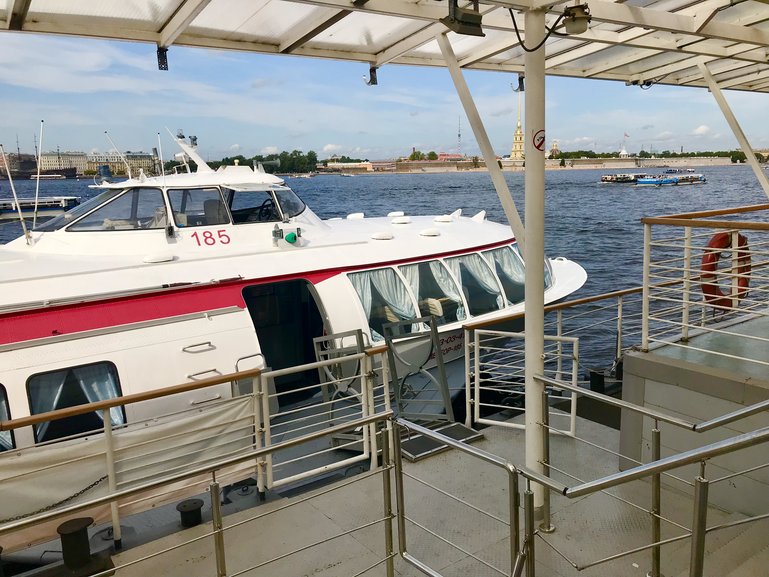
[108,411,767,577]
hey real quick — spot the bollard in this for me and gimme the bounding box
[57,517,93,571]
[176,498,204,528]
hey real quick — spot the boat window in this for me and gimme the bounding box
[0,384,13,452]
[545,257,553,289]
[349,268,417,341]
[483,246,525,305]
[399,261,466,325]
[68,188,167,231]
[35,188,124,231]
[274,186,306,218]
[511,244,553,289]
[27,362,126,444]
[223,188,280,223]
[168,188,230,227]
[444,254,504,316]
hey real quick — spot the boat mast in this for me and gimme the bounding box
[33,120,44,228]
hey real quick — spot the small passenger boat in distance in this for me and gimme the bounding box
[636,173,707,186]
[30,173,67,180]
[600,173,647,183]
[0,196,80,221]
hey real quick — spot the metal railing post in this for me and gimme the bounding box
[465,327,474,428]
[510,470,521,561]
[555,310,563,381]
[730,230,739,309]
[102,409,122,550]
[649,426,661,577]
[570,338,579,437]
[689,475,710,577]
[524,486,536,577]
[254,374,267,497]
[473,329,482,426]
[616,295,623,359]
[682,227,692,342]
[642,223,652,351]
[210,480,227,577]
[540,391,553,533]
[363,354,377,470]
[393,422,408,557]
[380,425,395,577]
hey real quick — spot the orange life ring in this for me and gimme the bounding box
[700,231,751,308]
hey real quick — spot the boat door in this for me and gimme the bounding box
[242,280,326,407]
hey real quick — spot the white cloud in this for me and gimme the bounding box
[655,131,674,141]
[692,125,711,136]
[323,144,343,153]
[229,144,241,153]
[260,146,279,155]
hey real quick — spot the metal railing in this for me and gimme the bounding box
[461,285,654,431]
[392,389,769,577]
[0,347,392,556]
[469,329,579,436]
[641,203,769,370]
[530,373,769,577]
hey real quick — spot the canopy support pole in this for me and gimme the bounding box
[523,8,547,511]
[436,33,526,251]
[698,61,769,198]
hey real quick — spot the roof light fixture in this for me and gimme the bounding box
[563,4,591,35]
[441,0,485,37]
[157,46,169,70]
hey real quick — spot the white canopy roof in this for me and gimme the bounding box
[2,0,768,93]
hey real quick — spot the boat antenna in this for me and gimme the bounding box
[0,143,32,244]
[157,132,166,187]
[104,131,132,179]
[33,120,44,229]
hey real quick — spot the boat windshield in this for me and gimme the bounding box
[34,189,125,232]
[274,186,305,218]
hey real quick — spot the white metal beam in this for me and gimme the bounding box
[159,0,213,48]
[6,0,30,30]
[374,23,441,67]
[699,61,769,198]
[436,33,527,251]
[279,8,351,53]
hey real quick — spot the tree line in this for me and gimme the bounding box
[164,150,366,174]
[556,149,765,163]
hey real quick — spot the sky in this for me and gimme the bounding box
[0,33,768,162]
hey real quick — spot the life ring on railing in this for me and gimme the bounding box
[700,231,751,309]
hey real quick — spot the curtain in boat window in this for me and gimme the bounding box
[368,269,415,320]
[28,362,124,443]
[399,261,466,322]
[350,273,373,319]
[484,247,526,305]
[0,385,12,451]
[429,261,466,320]
[349,268,417,341]
[445,254,504,316]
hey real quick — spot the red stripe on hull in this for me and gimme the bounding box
[0,270,339,345]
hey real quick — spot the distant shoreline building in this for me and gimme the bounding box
[39,150,88,175]
[510,90,524,161]
[87,151,157,176]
